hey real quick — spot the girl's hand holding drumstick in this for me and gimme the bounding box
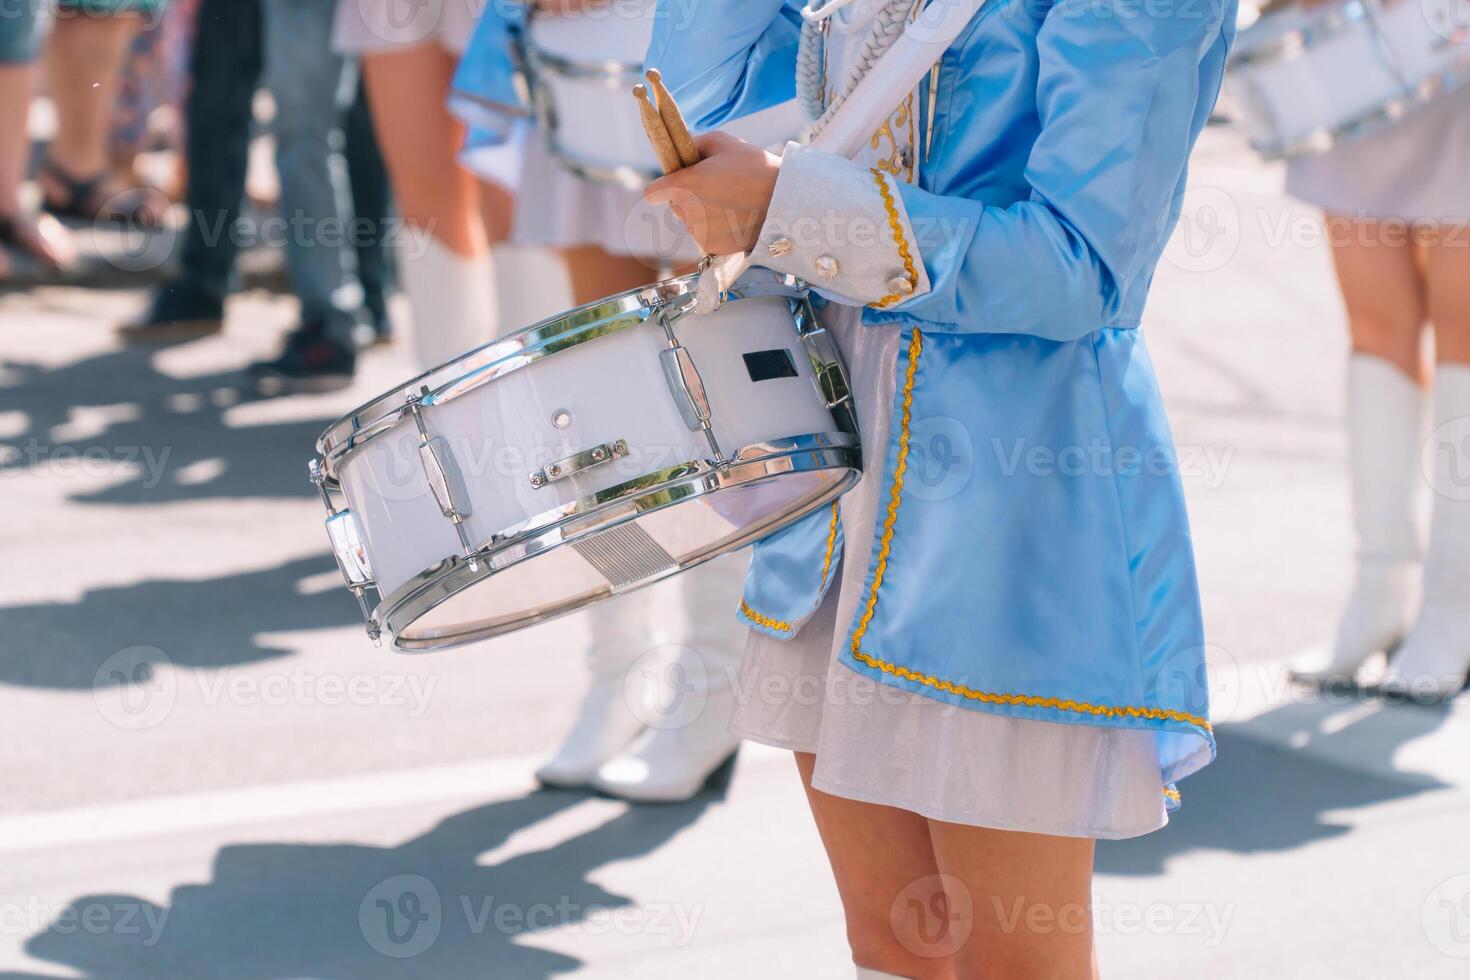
[634,71,780,257]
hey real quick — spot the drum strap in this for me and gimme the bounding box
[694,0,986,311]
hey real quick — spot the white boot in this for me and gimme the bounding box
[534,593,652,788]
[492,244,571,336]
[1296,354,1425,685]
[397,233,496,372]
[589,553,749,803]
[1382,363,1470,702]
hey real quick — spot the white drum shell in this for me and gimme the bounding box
[525,1,803,181]
[332,292,839,604]
[1227,0,1470,157]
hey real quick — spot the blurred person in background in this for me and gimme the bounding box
[121,0,390,395]
[0,2,75,279]
[333,0,514,371]
[1291,82,1470,701]
[39,0,167,226]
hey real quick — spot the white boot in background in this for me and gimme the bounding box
[398,233,496,372]
[534,591,654,788]
[1296,354,1425,686]
[590,552,749,803]
[1382,363,1470,701]
[492,244,571,336]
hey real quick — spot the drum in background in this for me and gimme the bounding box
[1227,0,1470,159]
[522,1,803,187]
[311,269,859,652]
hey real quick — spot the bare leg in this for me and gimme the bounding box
[562,244,659,306]
[0,61,74,275]
[362,42,496,366]
[794,752,956,979]
[1325,214,1429,382]
[1425,224,1470,367]
[926,820,1097,980]
[43,13,141,179]
[362,43,483,257]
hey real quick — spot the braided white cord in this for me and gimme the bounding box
[797,0,916,134]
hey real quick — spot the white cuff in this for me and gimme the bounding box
[754,142,930,308]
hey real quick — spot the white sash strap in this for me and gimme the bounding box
[694,0,986,312]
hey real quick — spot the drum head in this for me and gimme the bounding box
[382,458,855,652]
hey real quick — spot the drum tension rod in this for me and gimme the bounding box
[656,307,729,470]
[309,459,382,646]
[406,387,481,573]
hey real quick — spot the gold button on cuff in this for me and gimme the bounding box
[767,238,793,258]
[888,275,915,296]
[815,254,840,279]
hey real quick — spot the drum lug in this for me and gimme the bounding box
[406,390,481,572]
[529,439,630,489]
[657,313,728,468]
[310,459,383,647]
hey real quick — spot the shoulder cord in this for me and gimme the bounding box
[796,0,917,133]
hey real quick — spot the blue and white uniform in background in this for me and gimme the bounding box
[648,0,1233,833]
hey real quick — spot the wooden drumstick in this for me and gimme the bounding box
[632,84,684,175]
[645,68,700,168]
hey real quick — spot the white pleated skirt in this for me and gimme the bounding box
[731,308,1171,840]
[1286,85,1470,222]
[511,133,699,263]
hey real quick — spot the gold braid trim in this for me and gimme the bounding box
[849,328,923,651]
[869,168,920,309]
[740,501,843,635]
[1163,788,1183,805]
[848,648,1215,733]
[847,326,1215,737]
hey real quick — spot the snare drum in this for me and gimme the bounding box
[1227,0,1470,158]
[522,1,803,187]
[311,269,859,652]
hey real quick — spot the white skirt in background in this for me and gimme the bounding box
[731,308,1170,840]
[332,0,479,55]
[1286,85,1470,223]
[511,133,699,264]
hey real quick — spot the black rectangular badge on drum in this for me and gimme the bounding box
[742,349,800,383]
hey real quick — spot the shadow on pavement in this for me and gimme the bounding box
[0,337,335,506]
[7,785,723,979]
[1099,698,1455,875]
[0,555,360,690]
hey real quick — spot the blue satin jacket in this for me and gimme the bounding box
[649,0,1234,803]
